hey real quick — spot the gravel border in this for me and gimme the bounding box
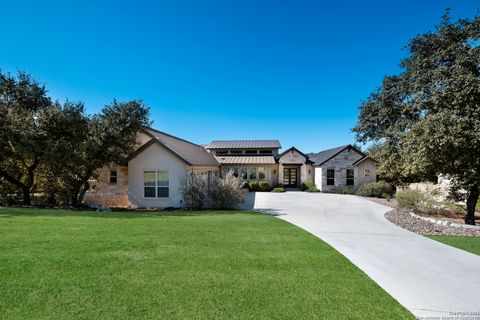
[385,209,480,236]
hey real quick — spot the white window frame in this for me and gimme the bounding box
[143,170,170,199]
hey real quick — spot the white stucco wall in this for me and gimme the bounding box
[128,142,188,208]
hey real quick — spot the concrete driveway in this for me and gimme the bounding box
[248,191,480,318]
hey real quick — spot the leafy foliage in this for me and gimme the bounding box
[353,12,480,224]
[356,181,395,198]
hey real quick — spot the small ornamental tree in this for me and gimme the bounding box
[353,11,480,224]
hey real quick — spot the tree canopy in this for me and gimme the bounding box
[353,11,480,224]
[0,70,150,207]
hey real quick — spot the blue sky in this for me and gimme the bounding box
[1,0,479,152]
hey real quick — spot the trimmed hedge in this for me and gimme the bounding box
[272,187,285,193]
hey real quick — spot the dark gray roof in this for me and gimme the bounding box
[135,128,219,166]
[207,140,281,149]
[308,145,360,166]
[215,156,276,164]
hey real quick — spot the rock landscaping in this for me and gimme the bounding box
[385,209,480,236]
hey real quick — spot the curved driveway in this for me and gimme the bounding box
[250,192,480,318]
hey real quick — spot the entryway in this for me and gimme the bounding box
[283,167,298,187]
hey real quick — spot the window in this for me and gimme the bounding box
[327,169,335,186]
[240,168,248,180]
[258,167,266,180]
[231,150,242,155]
[346,169,354,186]
[109,170,117,184]
[245,150,257,154]
[227,167,239,178]
[144,170,169,198]
[364,169,370,177]
[249,167,257,180]
[216,150,228,155]
[259,150,272,154]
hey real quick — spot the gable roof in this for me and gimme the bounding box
[276,146,313,163]
[128,128,219,166]
[352,156,377,166]
[207,140,281,149]
[308,144,366,166]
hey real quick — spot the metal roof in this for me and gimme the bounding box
[138,128,219,166]
[207,140,281,149]
[214,156,276,164]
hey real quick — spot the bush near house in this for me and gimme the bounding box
[182,172,247,209]
[330,186,355,195]
[301,181,320,192]
[272,187,285,192]
[258,181,273,192]
[356,181,395,198]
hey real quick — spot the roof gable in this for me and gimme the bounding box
[128,128,219,166]
[309,145,366,166]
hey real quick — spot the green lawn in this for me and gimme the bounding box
[428,235,480,256]
[0,208,412,319]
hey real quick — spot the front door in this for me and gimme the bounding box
[283,168,298,187]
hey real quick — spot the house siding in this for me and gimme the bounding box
[128,142,188,208]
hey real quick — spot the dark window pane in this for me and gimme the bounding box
[346,179,354,186]
[144,187,156,197]
[157,187,169,198]
[327,169,335,179]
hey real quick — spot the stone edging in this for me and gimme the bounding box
[409,211,480,230]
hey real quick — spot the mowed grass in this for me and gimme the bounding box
[428,235,480,256]
[0,208,413,319]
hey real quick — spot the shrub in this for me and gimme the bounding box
[181,172,209,209]
[356,181,395,198]
[248,181,260,192]
[258,181,273,192]
[209,173,247,209]
[396,189,427,211]
[277,183,284,188]
[182,172,247,209]
[272,187,285,192]
[301,181,315,191]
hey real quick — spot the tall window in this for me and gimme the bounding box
[144,170,169,198]
[249,167,257,179]
[240,168,248,180]
[327,169,335,186]
[109,170,117,184]
[346,169,354,186]
[364,169,370,177]
[258,167,266,180]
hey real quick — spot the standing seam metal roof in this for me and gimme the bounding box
[214,156,276,164]
[207,140,281,149]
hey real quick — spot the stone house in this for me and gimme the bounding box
[83,128,377,208]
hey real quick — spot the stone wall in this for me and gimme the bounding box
[83,165,129,207]
[318,148,363,192]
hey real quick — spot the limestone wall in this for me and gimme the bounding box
[83,165,129,207]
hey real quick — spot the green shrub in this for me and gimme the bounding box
[305,186,320,193]
[356,181,395,198]
[277,183,284,188]
[396,189,426,211]
[248,181,260,192]
[301,181,315,191]
[272,187,285,193]
[258,181,273,192]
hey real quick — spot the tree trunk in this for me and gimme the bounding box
[22,186,31,206]
[465,185,479,225]
[70,182,83,208]
[76,180,90,207]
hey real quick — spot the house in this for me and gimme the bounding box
[83,128,377,208]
